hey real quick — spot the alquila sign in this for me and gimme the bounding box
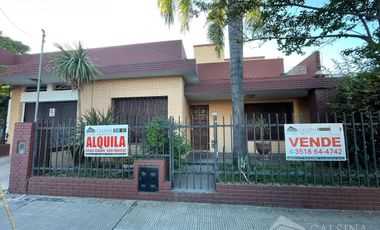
[285,123,346,161]
[84,125,129,157]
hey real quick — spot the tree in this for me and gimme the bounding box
[0,32,29,55]
[330,72,380,114]
[158,0,261,166]
[0,32,30,142]
[329,71,380,169]
[48,42,100,116]
[329,54,375,77]
[234,0,380,66]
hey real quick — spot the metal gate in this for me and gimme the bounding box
[170,115,219,192]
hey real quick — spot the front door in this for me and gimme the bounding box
[190,105,209,150]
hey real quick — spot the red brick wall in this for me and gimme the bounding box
[309,88,337,122]
[28,159,173,200]
[26,177,380,211]
[8,122,35,194]
[290,51,321,77]
[215,184,380,210]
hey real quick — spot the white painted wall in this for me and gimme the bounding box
[20,89,78,103]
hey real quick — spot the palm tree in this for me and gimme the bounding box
[158,0,261,166]
[48,42,100,116]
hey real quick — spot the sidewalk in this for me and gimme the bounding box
[0,155,10,190]
[1,194,380,230]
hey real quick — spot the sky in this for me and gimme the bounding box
[1,0,363,72]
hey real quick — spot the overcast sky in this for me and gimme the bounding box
[1,0,362,71]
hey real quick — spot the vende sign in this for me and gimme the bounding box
[285,123,346,161]
[84,125,128,157]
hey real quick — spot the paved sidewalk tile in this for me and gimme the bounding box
[115,200,380,230]
[0,195,134,230]
[1,194,380,230]
[0,156,10,190]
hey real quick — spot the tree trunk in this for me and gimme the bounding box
[228,14,248,168]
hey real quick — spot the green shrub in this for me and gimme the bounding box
[144,117,190,159]
[329,72,380,169]
[329,72,380,113]
[0,65,7,73]
[78,107,118,126]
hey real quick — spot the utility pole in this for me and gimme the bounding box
[34,29,46,122]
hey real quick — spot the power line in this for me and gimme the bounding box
[0,7,30,35]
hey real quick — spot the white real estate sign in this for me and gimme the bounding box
[284,123,346,161]
[84,125,129,157]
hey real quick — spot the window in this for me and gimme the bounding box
[24,85,47,92]
[244,102,293,140]
[113,97,168,143]
[54,85,72,91]
[24,101,77,125]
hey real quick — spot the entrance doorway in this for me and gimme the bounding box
[190,105,209,150]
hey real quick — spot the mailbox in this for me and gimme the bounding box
[138,167,159,192]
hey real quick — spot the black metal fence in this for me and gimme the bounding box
[31,111,380,189]
[31,117,168,180]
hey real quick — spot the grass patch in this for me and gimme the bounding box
[218,161,379,187]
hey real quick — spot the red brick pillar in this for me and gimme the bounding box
[8,122,35,194]
[308,89,337,122]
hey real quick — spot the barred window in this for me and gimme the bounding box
[245,102,293,140]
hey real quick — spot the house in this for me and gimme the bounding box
[0,40,341,154]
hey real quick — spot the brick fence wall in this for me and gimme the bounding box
[26,177,380,211]
[8,123,35,194]
[8,122,380,211]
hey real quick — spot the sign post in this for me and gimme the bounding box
[84,125,129,157]
[285,123,346,161]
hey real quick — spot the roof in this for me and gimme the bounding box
[197,58,284,81]
[185,51,342,100]
[0,40,197,85]
[185,75,342,100]
[0,50,17,65]
[0,40,340,98]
